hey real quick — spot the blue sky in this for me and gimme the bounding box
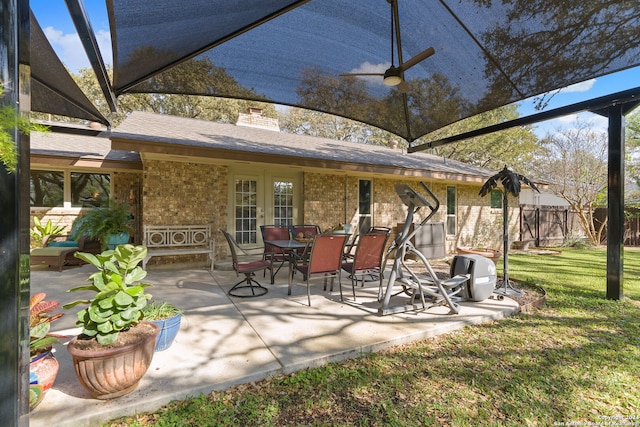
[30,0,640,138]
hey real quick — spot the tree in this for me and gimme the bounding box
[480,166,539,296]
[427,105,542,174]
[33,59,277,127]
[537,119,608,245]
[624,108,640,202]
[278,106,396,145]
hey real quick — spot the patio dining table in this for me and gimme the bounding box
[264,239,310,284]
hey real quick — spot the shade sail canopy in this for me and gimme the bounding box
[33,0,640,142]
[30,12,109,126]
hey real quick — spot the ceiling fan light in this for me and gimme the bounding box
[383,67,402,86]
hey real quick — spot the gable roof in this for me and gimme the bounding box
[111,111,495,183]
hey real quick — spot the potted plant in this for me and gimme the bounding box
[63,244,160,399]
[75,203,133,250]
[142,301,184,352]
[29,293,66,411]
[30,217,66,248]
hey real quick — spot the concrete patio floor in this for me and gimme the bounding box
[29,261,519,427]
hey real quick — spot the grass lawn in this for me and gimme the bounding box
[105,247,640,427]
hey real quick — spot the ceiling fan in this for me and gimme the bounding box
[340,0,435,93]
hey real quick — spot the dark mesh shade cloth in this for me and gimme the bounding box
[30,12,109,125]
[35,1,640,141]
[107,0,640,142]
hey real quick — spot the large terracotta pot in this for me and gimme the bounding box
[151,313,182,352]
[67,322,160,399]
[29,350,59,411]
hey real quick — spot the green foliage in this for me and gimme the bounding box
[30,216,67,247]
[561,237,594,249]
[427,105,542,173]
[75,203,133,250]
[30,293,65,359]
[142,301,183,320]
[63,244,152,345]
[31,63,277,127]
[0,84,49,173]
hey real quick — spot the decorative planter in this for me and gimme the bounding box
[67,322,160,399]
[151,313,182,352]
[29,350,59,411]
[106,232,130,250]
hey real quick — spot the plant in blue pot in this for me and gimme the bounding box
[75,203,134,250]
[142,301,183,352]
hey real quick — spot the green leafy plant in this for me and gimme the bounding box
[0,83,49,173]
[75,203,133,250]
[30,293,65,360]
[63,244,152,345]
[30,216,67,248]
[142,301,183,321]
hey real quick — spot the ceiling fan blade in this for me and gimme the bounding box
[340,72,385,77]
[399,47,435,71]
[397,80,410,93]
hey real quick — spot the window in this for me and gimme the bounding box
[235,179,257,244]
[30,170,111,207]
[71,172,110,207]
[490,189,502,209]
[358,179,372,234]
[30,170,64,207]
[273,181,294,227]
[446,186,456,236]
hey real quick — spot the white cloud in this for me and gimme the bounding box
[562,79,596,93]
[344,61,389,84]
[43,26,112,73]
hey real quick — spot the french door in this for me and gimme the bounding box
[231,172,299,246]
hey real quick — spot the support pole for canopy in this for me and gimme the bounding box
[0,0,30,424]
[606,104,625,300]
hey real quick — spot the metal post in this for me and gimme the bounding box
[0,0,30,425]
[607,104,625,300]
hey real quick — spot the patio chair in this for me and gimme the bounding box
[289,224,321,240]
[288,234,348,306]
[45,215,101,254]
[344,225,391,259]
[367,226,392,235]
[341,233,390,301]
[260,225,291,278]
[30,235,99,272]
[221,230,271,298]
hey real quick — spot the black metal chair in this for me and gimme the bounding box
[220,230,271,298]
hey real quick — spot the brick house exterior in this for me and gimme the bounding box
[30,111,520,268]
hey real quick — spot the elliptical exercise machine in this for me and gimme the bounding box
[378,183,470,316]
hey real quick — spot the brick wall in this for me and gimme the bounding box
[142,159,228,267]
[302,173,348,231]
[299,175,517,255]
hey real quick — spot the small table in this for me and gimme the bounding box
[264,239,309,283]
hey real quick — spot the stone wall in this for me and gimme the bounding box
[142,159,228,267]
